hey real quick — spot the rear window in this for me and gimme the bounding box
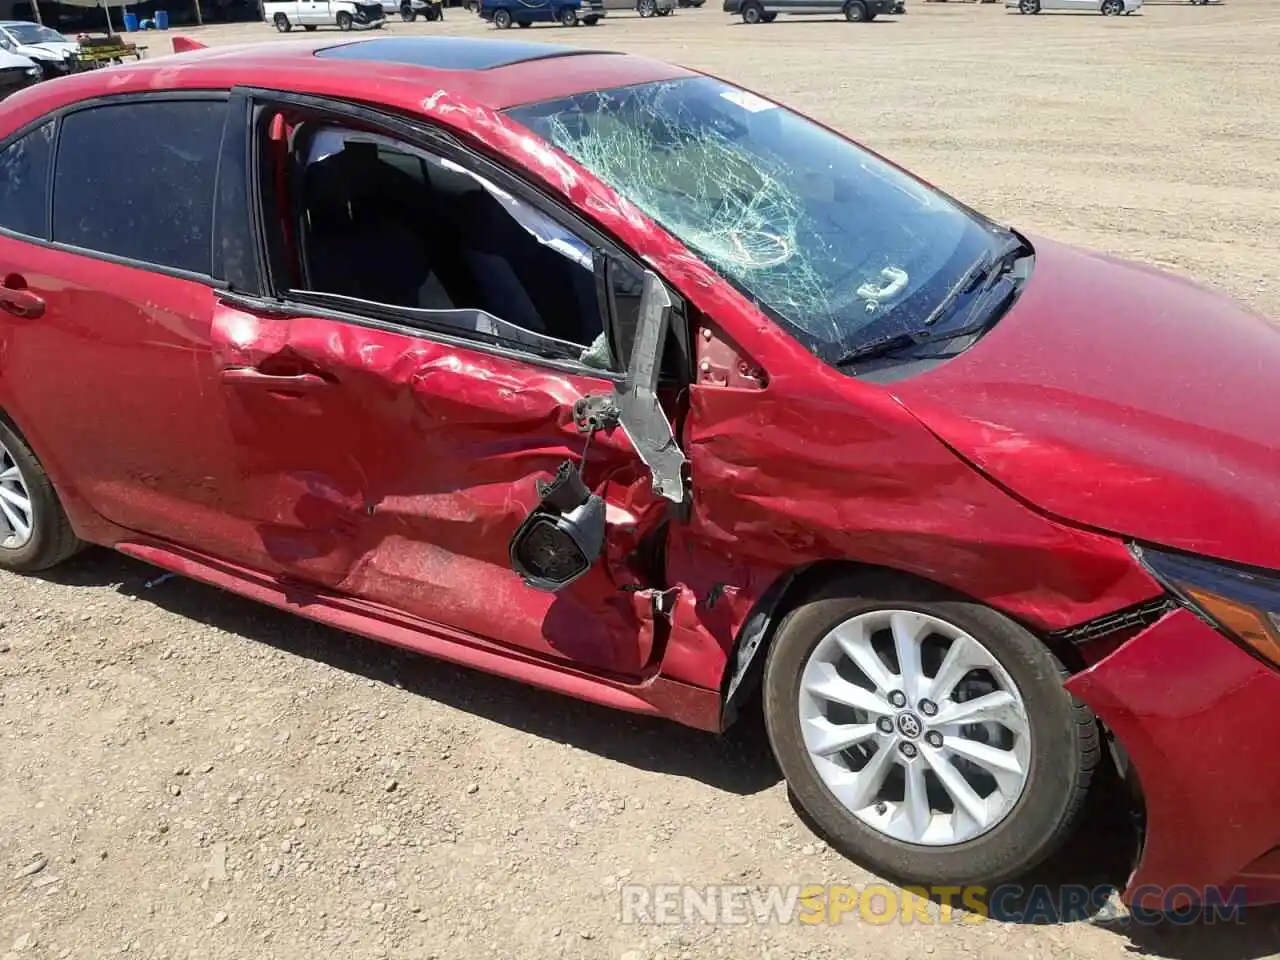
[52,99,227,275]
[0,121,54,239]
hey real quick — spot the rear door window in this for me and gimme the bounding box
[0,120,54,239]
[52,99,228,276]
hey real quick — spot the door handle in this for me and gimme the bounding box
[0,280,45,319]
[219,368,332,393]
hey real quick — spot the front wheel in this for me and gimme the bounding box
[844,0,867,19]
[400,3,417,18]
[740,0,763,20]
[273,11,292,30]
[1100,0,1123,12]
[762,575,1098,887]
[557,4,577,22]
[492,7,512,24]
[1018,0,1039,11]
[336,10,353,27]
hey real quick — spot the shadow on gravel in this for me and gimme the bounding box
[35,547,782,798]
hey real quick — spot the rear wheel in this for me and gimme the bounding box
[844,0,867,19]
[557,4,577,22]
[1100,0,1123,12]
[1018,0,1039,11]
[637,0,658,14]
[740,0,763,20]
[0,419,82,573]
[763,575,1098,887]
[336,10,353,27]
[493,7,512,24]
[273,11,292,30]
[400,3,417,18]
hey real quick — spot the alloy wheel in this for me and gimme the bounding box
[0,438,34,550]
[797,609,1031,846]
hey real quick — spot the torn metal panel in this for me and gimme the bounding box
[211,305,669,679]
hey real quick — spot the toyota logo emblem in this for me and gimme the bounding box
[896,712,923,739]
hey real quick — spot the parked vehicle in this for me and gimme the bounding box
[481,0,604,26]
[1009,0,1140,12]
[0,22,78,81]
[725,0,896,21]
[383,0,443,19]
[0,34,1278,912]
[263,0,386,31]
[0,46,38,97]
[632,0,676,16]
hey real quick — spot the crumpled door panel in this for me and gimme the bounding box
[212,306,665,677]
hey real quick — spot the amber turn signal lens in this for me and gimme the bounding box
[1183,586,1280,667]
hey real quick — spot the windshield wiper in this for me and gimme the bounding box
[834,275,1019,367]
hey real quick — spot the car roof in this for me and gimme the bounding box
[95,36,693,111]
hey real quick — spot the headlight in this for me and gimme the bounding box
[25,66,40,77]
[1136,545,1280,667]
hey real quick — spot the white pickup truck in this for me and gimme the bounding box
[264,0,387,31]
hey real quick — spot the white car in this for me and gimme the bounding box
[0,46,40,98]
[264,0,387,31]
[1008,0,1141,12]
[0,21,78,80]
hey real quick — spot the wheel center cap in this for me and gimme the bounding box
[896,711,924,739]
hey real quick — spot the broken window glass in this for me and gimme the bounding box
[508,77,1000,364]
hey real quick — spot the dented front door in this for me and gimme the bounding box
[211,303,669,678]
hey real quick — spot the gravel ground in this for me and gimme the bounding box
[3,3,1280,958]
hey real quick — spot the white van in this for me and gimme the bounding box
[264,0,387,31]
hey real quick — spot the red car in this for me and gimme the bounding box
[0,35,1276,910]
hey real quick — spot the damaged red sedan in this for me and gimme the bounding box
[0,35,1277,910]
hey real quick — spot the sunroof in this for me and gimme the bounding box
[315,36,612,71]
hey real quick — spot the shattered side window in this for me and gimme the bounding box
[0,120,54,239]
[507,78,995,364]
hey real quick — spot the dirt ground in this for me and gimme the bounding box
[3,2,1280,958]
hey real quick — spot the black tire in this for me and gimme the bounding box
[557,4,577,22]
[336,10,353,27]
[0,418,82,573]
[1100,0,1123,12]
[273,12,292,30]
[400,3,416,18]
[637,0,657,14]
[1018,0,1039,11]
[303,22,318,29]
[493,7,512,24]
[762,574,1098,888]
[844,0,867,19]
[740,0,763,20]
[760,9,776,18]
[583,14,600,22]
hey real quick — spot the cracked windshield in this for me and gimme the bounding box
[507,77,998,363]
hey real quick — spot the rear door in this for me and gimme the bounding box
[209,93,683,678]
[0,93,267,565]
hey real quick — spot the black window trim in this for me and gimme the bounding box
[227,85,690,385]
[0,89,236,288]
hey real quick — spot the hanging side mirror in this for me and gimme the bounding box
[509,269,687,593]
[509,461,606,591]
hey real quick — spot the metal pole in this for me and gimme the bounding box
[194,0,203,25]
[31,0,43,25]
